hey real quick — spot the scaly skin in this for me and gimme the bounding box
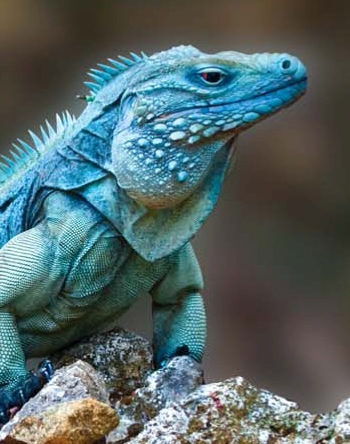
[0,45,307,423]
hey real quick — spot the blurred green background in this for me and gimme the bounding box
[0,0,349,412]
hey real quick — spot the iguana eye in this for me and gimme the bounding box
[198,68,226,85]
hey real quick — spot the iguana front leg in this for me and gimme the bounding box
[0,312,53,423]
[152,292,206,368]
[0,224,61,424]
[151,243,206,368]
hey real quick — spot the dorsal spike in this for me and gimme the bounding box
[64,110,73,125]
[64,110,74,125]
[1,110,74,186]
[0,163,12,176]
[28,130,44,152]
[11,143,27,159]
[89,68,104,75]
[45,119,56,138]
[1,155,16,169]
[130,52,142,62]
[10,148,30,167]
[118,55,134,66]
[9,149,21,163]
[40,125,49,144]
[97,63,119,76]
[84,51,147,95]
[56,113,64,133]
[64,111,70,125]
[107,58,127,71]
[17,138,37,156]
[84,81,100,93]
[87,72,106,86]
[90,68,112,81]
[68,111,76,124]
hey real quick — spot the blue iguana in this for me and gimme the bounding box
[0,45,307,423]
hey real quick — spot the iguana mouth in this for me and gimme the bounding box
[155,78,307,123]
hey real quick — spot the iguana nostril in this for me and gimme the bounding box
[277,56,301,76]
[276,54,307,80]
[281,59,291,70]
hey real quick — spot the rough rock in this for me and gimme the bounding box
[332,398,350,441]
[107,356,203,443]
[1,398,118,444]
[0,360,109,440]
[51,328,153,400]
[129,377,350,443]
[2,329,350,443]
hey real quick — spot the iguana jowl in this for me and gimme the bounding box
[0,45,307,422]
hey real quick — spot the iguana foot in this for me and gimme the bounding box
[0,359,54,426]
[157,345,191,369]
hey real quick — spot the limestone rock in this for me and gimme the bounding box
[331,398,350,442]
[134,356,204,412]
[128,376,350,443]
[51,328,153,399]
[0,360,109,440]
[2,329,350,443]
[1,398,118,444]
[107,356,203,443]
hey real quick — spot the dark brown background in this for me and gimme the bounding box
[0,0,349,412]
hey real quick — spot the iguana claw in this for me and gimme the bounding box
[38,359,55,383]
[0,360,54,426]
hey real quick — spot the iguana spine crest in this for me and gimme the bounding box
[84,51,148,95]
[0,111,75,186]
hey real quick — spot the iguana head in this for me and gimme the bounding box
[92,45,307,208]
[75,45,307,260]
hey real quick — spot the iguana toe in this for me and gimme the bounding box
[37,359,55,383]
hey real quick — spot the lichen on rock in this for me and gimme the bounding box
[129,377,349,443]
[1,328,349,444]
[5,398,118,444]
[51,328,153,400]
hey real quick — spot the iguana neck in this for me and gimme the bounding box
[77,140,234,261]
[47,103,235,261]
[56,104,119,172]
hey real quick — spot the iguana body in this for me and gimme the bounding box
[0,45,307,422]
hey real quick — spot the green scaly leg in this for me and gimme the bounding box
[152,291,207,368]
[0,224,59,424]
